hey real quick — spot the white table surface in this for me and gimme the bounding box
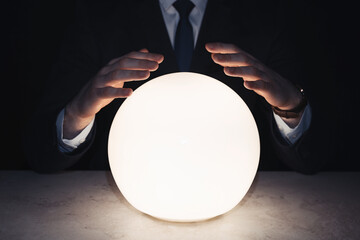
[0,171,359,240]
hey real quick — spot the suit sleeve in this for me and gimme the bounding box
[23,2,101,173]
[264,5,337,174]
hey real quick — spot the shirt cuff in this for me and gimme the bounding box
[273,104,312,145]
[56,108,95,153]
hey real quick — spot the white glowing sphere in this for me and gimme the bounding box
[108,72,260,222]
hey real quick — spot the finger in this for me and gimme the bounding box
[108,57,122,65]
[126,51,164,63]
[101,69,150,87]
[243,80,270,92]
[224,66,267,81]
[102,58,160,74]
[105,50,163,71]
[206,42,260,65]
[212,53,255,67]
[96,87,133,99]
[205,42,240,54]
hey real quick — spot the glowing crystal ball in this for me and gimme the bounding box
[108,72,260,222]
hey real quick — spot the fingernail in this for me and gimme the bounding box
[214,54,223,61]
[142,71,150,77]
[225,67,233,73]
[158,55,164,63]
[125,88,133,96]
[206,43,214,49]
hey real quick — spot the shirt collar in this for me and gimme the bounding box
[159,0,207,12]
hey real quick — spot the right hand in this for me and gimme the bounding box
[63,49,164,139]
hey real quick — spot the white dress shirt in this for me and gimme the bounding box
[159,0,207,48]
[56,0,311,152]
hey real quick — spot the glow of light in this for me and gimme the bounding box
[108,72,260,222]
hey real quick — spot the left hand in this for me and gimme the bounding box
[205,42,303,112]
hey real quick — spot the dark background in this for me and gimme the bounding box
[2,0,359,171]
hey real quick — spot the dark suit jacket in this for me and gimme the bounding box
[24,0,335,173]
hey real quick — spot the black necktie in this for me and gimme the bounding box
[173,0,195,72]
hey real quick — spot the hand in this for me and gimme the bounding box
[63,49,164,139]
[205,42,304,127]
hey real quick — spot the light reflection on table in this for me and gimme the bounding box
[0,171,359,240]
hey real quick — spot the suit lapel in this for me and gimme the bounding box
[130,0,257,109]
[137,0,178,77]
[191,0,257,107]
[131,0,242,77]
[191,0,233,75]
